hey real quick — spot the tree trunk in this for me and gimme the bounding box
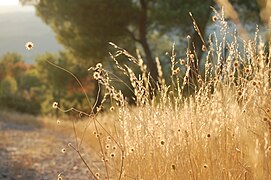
[139,0,159,88]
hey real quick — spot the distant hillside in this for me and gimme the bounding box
[0,7,62,64]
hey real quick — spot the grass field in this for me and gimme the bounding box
[48,14,271,179]
[2,10,271,180]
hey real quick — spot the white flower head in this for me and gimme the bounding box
[52,102,58,109]
[25,42,34,50]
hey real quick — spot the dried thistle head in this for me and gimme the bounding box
[233,61,238,68]
[189,53,195,59]
[245,68,250,74]
[180,59,186,65]
[93,72,101,80]
[61,148,66,153]
[160,140,165,146]
[202,45,207,52]
[110,106,115,111]
[25,42,34,50]
[212,15,218,22]
[95,63,102,69]
[52,102,58,109]
[252,80,257,86]
[173,67,180,75]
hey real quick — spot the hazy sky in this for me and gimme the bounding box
[0,0,62,63]
[0,0,34,14]
[0,0,20,6]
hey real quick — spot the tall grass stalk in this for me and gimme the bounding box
[52,9,271,179]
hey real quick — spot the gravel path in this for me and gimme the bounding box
[0,120,95,180]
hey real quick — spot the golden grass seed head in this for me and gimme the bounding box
[96,106,102,112]
[114,92,123,101]
[184,130,189,137]
[215,67,221,75]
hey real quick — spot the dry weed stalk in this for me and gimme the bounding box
[50,8,271,180]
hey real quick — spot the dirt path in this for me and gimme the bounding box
[0,120,94,180]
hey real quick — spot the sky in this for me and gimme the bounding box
[0,0,62,63]
[0,0,20,6]
[0,0,34,13]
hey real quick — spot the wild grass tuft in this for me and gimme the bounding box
[51,9,271,179]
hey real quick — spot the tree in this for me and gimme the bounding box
[35,52,97,115]
[0,76,18,96]
[21,0,216,86]
[0,53,27,81]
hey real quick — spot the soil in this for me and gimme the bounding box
[0,120,95,180]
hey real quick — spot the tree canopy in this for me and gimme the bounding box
[24,0,216,84]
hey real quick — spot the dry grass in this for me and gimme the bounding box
[48,9,271,179]
[0,110,42,128]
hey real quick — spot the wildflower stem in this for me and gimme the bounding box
[68,143,97,180]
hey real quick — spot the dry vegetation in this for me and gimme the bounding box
[48,10,271,180]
